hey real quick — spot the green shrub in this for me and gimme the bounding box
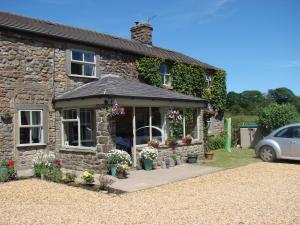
[258,103,298,134]
[64,172,77,183]
[207,134,226,150]
[49,166,63,183]
[0,172,9,182]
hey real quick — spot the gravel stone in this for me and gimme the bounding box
[0,162,299,225]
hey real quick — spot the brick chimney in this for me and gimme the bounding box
[130,22,153,45]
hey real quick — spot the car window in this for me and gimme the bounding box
[292,126,300,138]
[274,127,293,138]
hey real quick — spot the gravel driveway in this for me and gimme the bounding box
[0,162,299,225]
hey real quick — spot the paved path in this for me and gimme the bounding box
[110,164,223,192]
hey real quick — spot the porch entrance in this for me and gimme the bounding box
[115,107,133,155]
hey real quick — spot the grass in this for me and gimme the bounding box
[201,148,261,169]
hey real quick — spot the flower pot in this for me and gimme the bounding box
[205,152,214,160]
[187,156,198,163]
[185,139,192,145]
[143,159,153,171]
[116,172,127,179]
[0,166,8,175]
[110,165,117,176]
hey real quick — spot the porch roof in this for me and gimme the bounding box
[55,75,207,104]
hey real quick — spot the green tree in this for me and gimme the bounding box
[258,103,298,134]
[268,87,295,104]
[292,96,300,113]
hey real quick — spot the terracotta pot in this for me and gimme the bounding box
[185,139,192,145]
[148,143,159,148]
[205,152,214,160]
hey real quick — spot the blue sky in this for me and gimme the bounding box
[1,0,299,95]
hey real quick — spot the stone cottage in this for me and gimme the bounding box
[0,11,224,172]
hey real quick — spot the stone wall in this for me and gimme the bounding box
[0,28,212,172]
[211,114,224,136]
[137,142,204,169]
[0,29,139,170]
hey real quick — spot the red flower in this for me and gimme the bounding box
[7,160,14,167]
[54,159,61,167]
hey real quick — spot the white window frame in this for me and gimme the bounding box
[70,49,96,78]
[206,74,212,87]
[61,108,96,149]
[18,110,44,146]
[207,117,213,134]
[134,107,200,147]
[160,64,172,87]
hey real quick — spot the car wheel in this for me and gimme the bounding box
[260,146,276,162]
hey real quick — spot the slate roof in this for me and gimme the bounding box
[55,75,206,103]
[0,11,218,70]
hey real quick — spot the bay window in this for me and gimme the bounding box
[18,110,43,145]
[62,108,96,148]
[71,50,96,77]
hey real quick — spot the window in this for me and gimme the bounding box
[71,50,96,77]
[135,107,164,145]
[62,108,96,148]
[160,64,171,86]
[207,117,213,134]
[18,110,43,145]
[166,108,200,141]
[185,109,199,139]
[206,74,212,87]
[292,127,300,138]
[274,127,293,138]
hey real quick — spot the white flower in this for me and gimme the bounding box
[140,147,158,160]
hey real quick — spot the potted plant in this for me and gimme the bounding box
[63,172,77,184]
[166,136,177,149]
[187,150,199,163]
[116,163,129,179]
[147,139,160,148]
[81,171,95,185]
[140,146,158,171]
[205,145,214,160]
[106,149,132,176]
[0,160,8,176]
[182,135,193,145]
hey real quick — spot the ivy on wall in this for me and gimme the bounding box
[209,70,227,113]
[169,62,206,98]
[135,57,227,113]
[135,57,164,87]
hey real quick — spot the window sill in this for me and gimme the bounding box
[69,74,98,79]
[16,143,47,148]
[163,84,173,90]
[59,146,96,154]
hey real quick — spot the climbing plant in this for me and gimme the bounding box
[209,70,227,113]
[135,56,227,113]
[169,62,206,97]
[135,57,164,87]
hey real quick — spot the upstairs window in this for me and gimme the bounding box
[206,74,212,87]
[160,64,171,87]
[71,50,96,77]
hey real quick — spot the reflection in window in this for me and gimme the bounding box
[185,109,198,139]
[62,108,96,147]
[71,50,96,77]
[19,110,43,145]
[136,107,149,145]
